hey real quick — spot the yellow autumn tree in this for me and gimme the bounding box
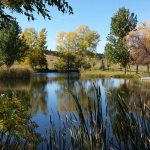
[55,25,100,71]
[21,28,48,70]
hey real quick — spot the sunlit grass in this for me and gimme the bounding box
[81,70,140,78]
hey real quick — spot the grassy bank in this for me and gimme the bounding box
[81,70,145,78]
[0,67,149,80]
[0,68,33,80]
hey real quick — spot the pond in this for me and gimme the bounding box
[0,73,150,149]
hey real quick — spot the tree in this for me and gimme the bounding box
[138,52,150,73]
[28,48,48,70]
[37,28,47,51]
[0,0,73,28]
[55,25,100,70]
[104,42,114,67]
[100,59,105,70]
[0,20,28,68]
[21,28,48,70]
[21,28,38,49]
[111,7,137,39]
[126,21,150,73]
[104,35,131,73]
[104,7,137,73]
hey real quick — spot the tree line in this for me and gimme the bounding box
[0,1,150,73]
[104,7,150,74]
[0,22,100,70]
[0,21,48,70]
[0,0,73,70]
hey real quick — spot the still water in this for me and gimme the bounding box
[0,73,150,149]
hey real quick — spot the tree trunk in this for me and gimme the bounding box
[124,65,127,74]
[147,64,149,74]
[107,65,110,70]
[128,64,131,74]
[67,53,70,72]
[136,64,139,74]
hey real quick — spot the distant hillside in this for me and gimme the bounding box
[45,50,103,70]
[45,50,104,58]
[45,50,59,56]
[96,53,104,59]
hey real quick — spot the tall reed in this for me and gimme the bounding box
[0,84,149,149]
[0,68,32,80]
[42,84,150,150]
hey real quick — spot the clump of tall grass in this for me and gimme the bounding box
[0,83,149,149]
[108,93,150,149]
[0,68,33,80]
[42,84,150,150]
[113,74,136,78]
[81,71,138,79]
[42,84,107,149]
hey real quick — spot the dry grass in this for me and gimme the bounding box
[0,68,33,80]
[46,54,59,69]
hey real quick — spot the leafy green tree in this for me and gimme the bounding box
[111,7,137,39]
[0,20,28,68]
[21,28,38,49]
[104,35,131,73]
[0,0,73,28]
[37,28,47,51]
[55,25,100,70]
[29,48,48,70]
[104,7,137,73]
[104,43,113,67]
[21,28,48,70]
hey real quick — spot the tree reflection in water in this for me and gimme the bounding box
[0,77,48,116]
[105,79,150,149]
[0,76,149,149]
[29,78,48,115]
[55,77,98,115]
[0,77,48,149]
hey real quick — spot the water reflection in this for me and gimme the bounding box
[56,78,98,114]
[0,74,149,149]
[104,79,150,148]
[0,78,48,116]
[0,75,149,118]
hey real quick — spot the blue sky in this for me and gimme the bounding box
[13,0,150,53]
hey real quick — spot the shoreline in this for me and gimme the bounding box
[1,68,149,80]
[80,70,142,79]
